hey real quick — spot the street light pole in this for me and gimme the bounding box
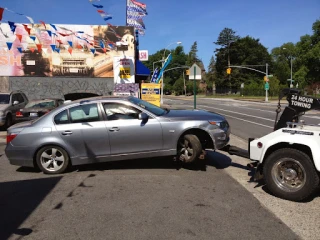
[160,41,182,104]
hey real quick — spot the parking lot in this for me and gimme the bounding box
[0,132,301,240]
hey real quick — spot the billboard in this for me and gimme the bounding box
[0,23,135,78]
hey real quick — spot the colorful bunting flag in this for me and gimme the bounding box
[36,44,42,52]
[50,44,56,51]
[23,24,31,35]
[126,0,147,35]
[92,4,103,8]
[0,7,4,21]
[55,48,60,53]
[17,47,23,53]
[90,48,96,54]
[16,34,22,42]
[30,48,35,53]
[50,24,57,31]
[67,41,73,47]
[30,35,36,41]
[6,42,13,50]
[47,30,52,37]
[8,21,16,33]
[68,47,72,55]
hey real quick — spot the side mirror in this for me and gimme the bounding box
[13,101,19,105]
[139,112,149,122]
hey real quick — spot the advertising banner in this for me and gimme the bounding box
[113,83,139,98]
[113,56,135,84]
[141,83,161,107]
[0,23,135,77]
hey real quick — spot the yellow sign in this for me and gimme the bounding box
[186,69,190,75]
[119,67,131,78]
[141,83,161,107]
[226,68,231,74]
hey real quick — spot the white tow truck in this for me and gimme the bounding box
[222,88,320,202]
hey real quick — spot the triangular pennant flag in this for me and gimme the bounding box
[47,30,52,37]
[50,24,57,31]
[103,17,112,21]
[36,44,42,52]
[21,42,28,50]
[30,36,36,41]
[30,48,35,53]
[55,48,60,53]
[8,21,16,33]
[50,44,56,51]
[16,34,22,42]
[90,48,96,54]
[76,44,83,49]
[99,40,105,49]
[68,47,72,55]
[0,8,4,21]
[102,48,107,53]
[26,16,34,24]
[40,21,46,29]
[92,4,103,8]
[17,47,23,53]
[42,48,48,55]
[67,41,73,47]
[57,39,63,44]
[6,42,13,50]
[97,10,105,13]
[23,24,31,35]
[63,44,69,50]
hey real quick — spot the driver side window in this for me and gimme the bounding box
[103,103,141,121]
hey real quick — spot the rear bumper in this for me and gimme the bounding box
[0,116,6,126]
[5,144,35,167]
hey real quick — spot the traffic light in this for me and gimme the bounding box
[186,69,189,75]
[226,68,231,74]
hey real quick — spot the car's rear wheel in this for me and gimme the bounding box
[178,134,202,163]
[36,145,70,174]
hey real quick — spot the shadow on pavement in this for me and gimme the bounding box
[0,177,62,240]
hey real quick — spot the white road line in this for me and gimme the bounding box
[197,107,273,129]
[198,105,274,122]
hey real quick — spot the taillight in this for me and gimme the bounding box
[7,134,17,144]
[16,111,23,117]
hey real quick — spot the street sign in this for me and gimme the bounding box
[189,63,202,80]
[265,82,269,90]
[267,75,273,77]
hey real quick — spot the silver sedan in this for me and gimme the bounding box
[5,96,230,174]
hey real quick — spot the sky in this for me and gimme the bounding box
[1,0,319,71]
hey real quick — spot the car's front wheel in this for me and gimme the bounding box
[178,134,202,163]
[36,145,70,174]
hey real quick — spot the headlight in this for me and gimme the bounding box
[208,120,229,129]
[0,111,4,117]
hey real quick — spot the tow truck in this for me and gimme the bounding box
[222,88,320,202]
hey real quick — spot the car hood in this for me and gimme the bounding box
[161,109,226,121]
[0,104,10,111]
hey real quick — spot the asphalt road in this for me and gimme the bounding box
[0,142,300,240]
[163,96,320,140]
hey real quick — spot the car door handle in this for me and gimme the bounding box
[109,127,120,132]
[62,131,73,135]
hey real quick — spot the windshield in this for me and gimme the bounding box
[128,96,166,116]
[0,94,10,104]
[25,100,55,108]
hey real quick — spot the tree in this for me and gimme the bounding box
[214,27,240,49]
[186,41,199,66]
[205,56,216,92]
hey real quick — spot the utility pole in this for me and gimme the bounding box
[228,42,231,93]
[265,63,268,102]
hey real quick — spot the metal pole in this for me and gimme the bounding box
[160,57,164,104]
[265,63,268,102]
[183,70,186,96]
[228,42,231,93]
[194,66,196,109]
[290,57,293,87]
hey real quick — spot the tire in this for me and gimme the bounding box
[263,148,319,202]
[36,145,70,174]
[5,114,12,129]
[178,134,202,163]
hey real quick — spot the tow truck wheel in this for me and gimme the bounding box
[263,148,319,202]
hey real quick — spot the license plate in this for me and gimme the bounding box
[30,112,38,117]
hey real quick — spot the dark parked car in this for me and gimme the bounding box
[16,98,64,122]
[6,96,230,174]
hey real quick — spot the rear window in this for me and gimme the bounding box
[54,110,69,125]
[0,94,10,104]
[26,100,55,108]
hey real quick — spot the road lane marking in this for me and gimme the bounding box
[197,107,273,129]
[198,105,274,122]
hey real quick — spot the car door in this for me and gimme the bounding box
[102,102,163,155]
[54,103,110,161]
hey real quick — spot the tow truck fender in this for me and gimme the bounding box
[249,129,320,172]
